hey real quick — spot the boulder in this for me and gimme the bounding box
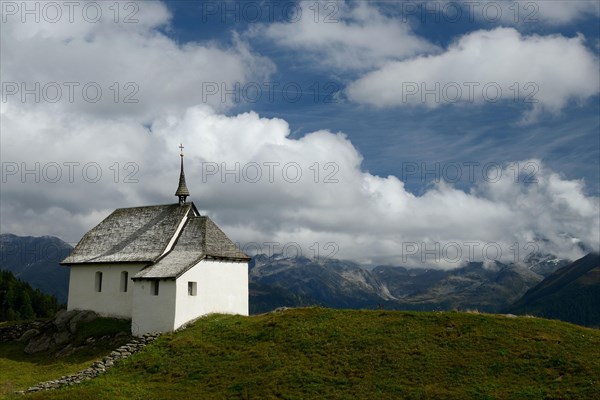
[55,344,75,357]
[53,330,72,345]
[69,310,98,333]
[19,329,40,342]
[53,309,79,330]
[24,334,52,354]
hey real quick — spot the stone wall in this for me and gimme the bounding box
[0,310,161,395]
[3,310,165,395]
[17,333,160,394]
[0,321,46,342]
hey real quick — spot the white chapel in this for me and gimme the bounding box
[61,146,250,335]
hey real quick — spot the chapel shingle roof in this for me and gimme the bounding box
[61,202,249,273]
[132,216,249,279]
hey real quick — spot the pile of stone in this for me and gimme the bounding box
[0,321,46,342]
[17,332,160,394]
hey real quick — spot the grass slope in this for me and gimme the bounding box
[0,318,131,398]
[5,308,600,400]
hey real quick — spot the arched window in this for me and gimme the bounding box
[95,271,103,292]
[188,281,197,296]
[151,281,159,296]
[120,271,129,292]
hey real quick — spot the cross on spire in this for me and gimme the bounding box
[175,144,190,205]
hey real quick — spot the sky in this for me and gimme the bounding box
[1,0,599,268]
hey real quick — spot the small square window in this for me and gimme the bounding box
[188,281,197,296]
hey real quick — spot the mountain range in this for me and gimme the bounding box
[0,234,72,303]
[248,252,570,313]
[509,252,600,326]
[1,233,597,327]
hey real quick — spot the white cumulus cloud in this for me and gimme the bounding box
[1,1,597,269]
[0,1,274,122]
[2,104,597,267]
[346,28,599,122]
[473,0,600,25]
[403,1,599,26]
[248,1,437,71]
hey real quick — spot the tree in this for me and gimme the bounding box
[0,270,60,321]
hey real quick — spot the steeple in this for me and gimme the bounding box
[175,144,190,205]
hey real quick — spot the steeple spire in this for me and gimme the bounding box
[175,144,190,205]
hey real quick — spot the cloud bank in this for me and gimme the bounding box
[346,28,599,122]
[0,1,274,122]
[1,1,598,268]
[249,1,437,71]
[2,104,598,267]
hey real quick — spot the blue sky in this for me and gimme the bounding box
[163,0,600,194]
[1,1,599,266]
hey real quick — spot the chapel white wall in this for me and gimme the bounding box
[131,279,177,335]
[67,263,145,318]
[173,260,249,330]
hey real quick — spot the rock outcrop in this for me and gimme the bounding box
[22,309,100,354]
[0,321,45,342]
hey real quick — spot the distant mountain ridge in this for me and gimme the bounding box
[249,252,570,313]
[381,260,545,312]
[509,252,600,327]
[1,233,582,323]
[0,234,72,303]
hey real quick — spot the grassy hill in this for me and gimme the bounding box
[2,308,600,399]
